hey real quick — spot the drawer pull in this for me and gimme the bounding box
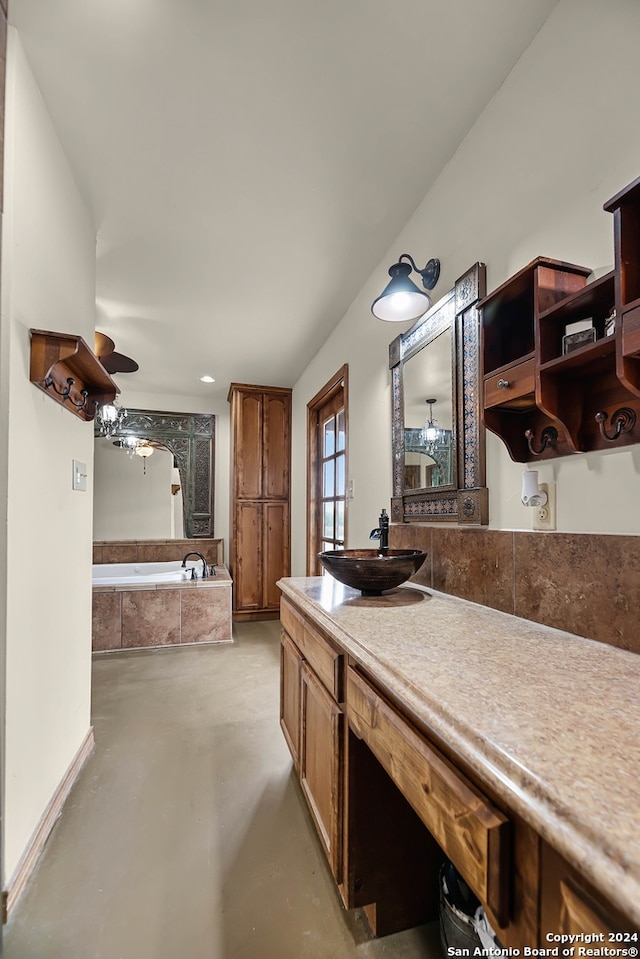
[497,378,510,389]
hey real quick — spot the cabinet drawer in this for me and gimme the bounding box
[484,359,535,410]
[281,599,343,701]
[347,668,510,925]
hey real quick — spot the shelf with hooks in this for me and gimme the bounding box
[478,177,640,461]
[30,329,119,421]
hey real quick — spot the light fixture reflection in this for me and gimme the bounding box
[96,400,127,439]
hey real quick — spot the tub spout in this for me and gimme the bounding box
[181,551,209,578]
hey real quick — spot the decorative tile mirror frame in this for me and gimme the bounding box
[95,409,215,537]
[389,262,489,525]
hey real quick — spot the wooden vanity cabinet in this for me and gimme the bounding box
[228,384,291,620]
[279,598,345,881]
[279,596,541,946]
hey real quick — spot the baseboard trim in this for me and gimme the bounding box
[2,726,95,922]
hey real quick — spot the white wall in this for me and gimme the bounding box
[0,31,97,880]
[290,0,640,573]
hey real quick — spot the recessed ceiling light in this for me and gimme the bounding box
[200,375,215,383]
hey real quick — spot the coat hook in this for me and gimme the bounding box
[69,388,89,411]
[525,426,558,456]
[595,408,636,442]
[45,375,74,399]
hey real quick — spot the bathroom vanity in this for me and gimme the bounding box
[278,576,640,943]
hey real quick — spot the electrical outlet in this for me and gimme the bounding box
[532,482,556,531]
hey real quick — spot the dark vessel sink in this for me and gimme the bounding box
[318,548,428,596]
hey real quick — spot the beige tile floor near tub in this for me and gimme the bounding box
[4,621,442,959]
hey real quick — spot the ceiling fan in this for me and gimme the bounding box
[94,331,139,374]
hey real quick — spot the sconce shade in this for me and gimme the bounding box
[371,261,432,322]
[372,256,440,322]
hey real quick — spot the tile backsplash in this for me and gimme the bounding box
[93,538,224,566]
[390,526,640,654]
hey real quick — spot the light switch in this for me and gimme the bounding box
[72,460,88,492]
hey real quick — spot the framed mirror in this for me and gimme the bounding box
[94,409,215,537]
[389,262,488,524]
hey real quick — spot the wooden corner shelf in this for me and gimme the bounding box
[478,180,640,461]
[30,329,119,421]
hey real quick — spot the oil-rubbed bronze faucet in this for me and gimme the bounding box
[181,551,210,578]
[369,508,390,553]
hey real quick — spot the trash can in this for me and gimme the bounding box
[439,861,484,954]
[439,860,504,956]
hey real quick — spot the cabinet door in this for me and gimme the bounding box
[541,844,633,936]
[235,390,263,499]
[234,501,263,611]
[300,660,343,881]
[263,501,290,610]
[263,391,291,499]
[280,631,302,770]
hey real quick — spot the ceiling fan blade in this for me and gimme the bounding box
[101,351,139,374]
[94,331,115,358]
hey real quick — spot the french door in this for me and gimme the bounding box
[307,366,348,575]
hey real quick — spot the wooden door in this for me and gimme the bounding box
[280,631,302,770]
[299,661,343,880]
[307,366,348,575]
[234,501,263,612]
[264,391,291,499]
[264,500,290,610]
[235,390,263,499]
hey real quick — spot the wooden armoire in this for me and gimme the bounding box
[227,383,292,621]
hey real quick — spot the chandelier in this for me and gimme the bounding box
[421,398,445,454]
[95,400,128,439]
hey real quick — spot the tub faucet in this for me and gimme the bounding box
[369,508,390,553]
[181,551,210,578]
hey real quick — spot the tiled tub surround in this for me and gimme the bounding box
[278,575,640,930]
[389,525,640,653]
[92,565,232,651]
[92,537,224,566]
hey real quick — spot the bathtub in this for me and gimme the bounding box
[92,560,204,586]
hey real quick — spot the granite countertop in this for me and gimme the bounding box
[278,575,640,926]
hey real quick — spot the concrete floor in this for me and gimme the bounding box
[4,621,442,958]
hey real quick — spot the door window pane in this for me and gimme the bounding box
[323,502,334,539]
[323,416,335,457]
[323,460,334,498]
[336,453,345,496]
[336,501,345,543]
[336,410,345,452]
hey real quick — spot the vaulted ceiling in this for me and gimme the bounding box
[10,0,559,403]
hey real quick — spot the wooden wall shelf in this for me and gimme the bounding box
[479,178,640,461]
[30,329,118,422]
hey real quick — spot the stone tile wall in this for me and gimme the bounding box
[93,538,224,566]
[92,566,232,651]
[390,526,640,654]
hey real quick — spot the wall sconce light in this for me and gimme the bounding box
[371,254,440,322]
[521,470,548,507]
